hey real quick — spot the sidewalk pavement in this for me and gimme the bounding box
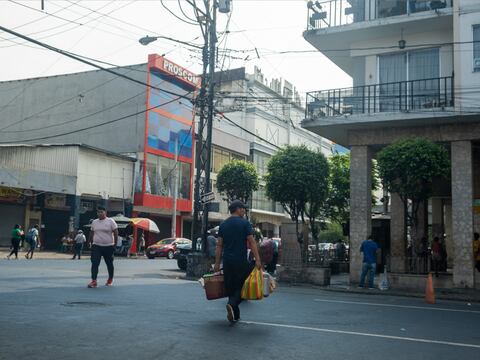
[0,247,74,260]
[309,273,480,303]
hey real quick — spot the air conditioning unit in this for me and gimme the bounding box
[474,58,480,70]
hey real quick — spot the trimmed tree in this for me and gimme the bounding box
[377,138,450,252]
[216,159,259,206]
[265,145,329,262]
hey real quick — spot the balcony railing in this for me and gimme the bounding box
[307,0,452,30]
[305,76,454,120]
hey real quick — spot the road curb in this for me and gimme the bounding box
[279,282,480,303]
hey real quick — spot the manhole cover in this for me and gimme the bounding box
[61,301,110,308]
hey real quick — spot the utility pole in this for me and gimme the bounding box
[191,0,218,253]
[171,138,179,238]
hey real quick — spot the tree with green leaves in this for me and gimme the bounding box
[265,145,329,262]
[377,138,450,251]
[216,159,259,206]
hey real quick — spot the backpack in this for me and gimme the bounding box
[260,239,274,264]
[26,228,36,242]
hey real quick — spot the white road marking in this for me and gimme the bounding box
[313,298,480,314]
[241,321,480,349]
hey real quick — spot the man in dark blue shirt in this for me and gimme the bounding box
[214,200,261,323]
[359,235,379,289]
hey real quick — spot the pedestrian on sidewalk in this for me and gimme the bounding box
[72,230,86,260]
[359,234,378,289]
[87,206,118,288]
[214,200,262,323]
[25,224,39,259]
[6,224,22,260]
[474,232,480,273]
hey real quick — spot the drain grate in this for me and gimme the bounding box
[61,301,110,307]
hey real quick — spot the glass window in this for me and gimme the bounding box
[147,111,193,159]
[253,151,270,177]
[145,154,191,200]
[212,147,246,173]
[252,186,278,213]
[149,70,195,120]
[146,155,174,196]
[178,162,191,200]
[474,25,480,72]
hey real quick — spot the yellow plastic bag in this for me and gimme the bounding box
[241,268,264,300]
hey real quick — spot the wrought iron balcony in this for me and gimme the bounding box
[305,76,454,120]
[307,0,452,30]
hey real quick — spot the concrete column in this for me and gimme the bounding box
[390,193,406,272]
[451,141,474,288]
[273,224,280,237]
[349,146,372,283]
[431,198,443,239]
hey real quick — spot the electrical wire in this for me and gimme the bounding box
[178,0,199,23]
[10,1,80,31]
[0,25,194,101]
[1,0,120,47]
[160,0,199,26]
[0,92,193,144]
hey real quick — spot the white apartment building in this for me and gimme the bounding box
[302,0,480,289]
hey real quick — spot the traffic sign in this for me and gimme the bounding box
[200,191,215,203]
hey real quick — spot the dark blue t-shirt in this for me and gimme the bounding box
[218,216,254,264]
[360,239,378,264]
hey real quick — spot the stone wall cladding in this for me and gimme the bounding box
[451,141,474,288]
[349,146,372,283]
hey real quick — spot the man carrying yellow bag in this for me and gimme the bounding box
[214,200,262,323]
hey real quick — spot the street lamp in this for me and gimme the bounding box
[139,35,159,46]
[139,35,203,49]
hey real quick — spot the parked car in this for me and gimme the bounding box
[146,238,191,259]
[174,243,192,270]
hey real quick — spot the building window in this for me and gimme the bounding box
[145,154,191,199]
[474,25,480,72]
[253,151,270,177]
[378,48,440,111]
[212,147,247,173]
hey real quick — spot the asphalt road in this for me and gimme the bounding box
[1,258,479,360]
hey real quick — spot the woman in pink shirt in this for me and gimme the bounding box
[87,206,118,288]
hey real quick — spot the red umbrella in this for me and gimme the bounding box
[130,218,160,233]
[128,218,160,255]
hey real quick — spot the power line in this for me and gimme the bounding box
[0,92,193,144]
[215,110,280,149]
[0,25,193,101]
[1,0,121,47]
[160,0,199,26]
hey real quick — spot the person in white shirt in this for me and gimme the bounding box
[25,224,39,260]
[72,229,86,260]
[87,206,118,288]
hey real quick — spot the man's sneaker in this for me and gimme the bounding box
[87,280,97,288]
[226,304,234,323]
[233,307,240,322]
[105,278,114,286]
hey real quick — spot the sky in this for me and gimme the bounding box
[0,0,351,97]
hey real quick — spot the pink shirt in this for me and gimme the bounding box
[91,217,117,246]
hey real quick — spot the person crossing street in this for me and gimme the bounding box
[87,206,118,288]
[214,200,262,323]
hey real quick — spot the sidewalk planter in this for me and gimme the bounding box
[278,266,331,286]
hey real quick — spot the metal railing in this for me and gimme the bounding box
[307,245,349,267]
[305,76,454,120]
[307,0,452,30]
